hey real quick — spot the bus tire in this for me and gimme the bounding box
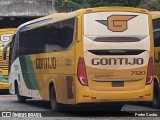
[152,81,160,109]
[50,86,59,111]
[15,82,26,103]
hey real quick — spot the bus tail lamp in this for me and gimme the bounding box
[140,9,147,13]
[86,9,92,13]
[77,57,88,86]
[146,57,154,85]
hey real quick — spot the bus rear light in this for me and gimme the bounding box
[145,94,150,96]
[146,57,154,85]
[77,57,88,86]
[140,9,147,13]
[86,9,92,12]
[139,96,143,98]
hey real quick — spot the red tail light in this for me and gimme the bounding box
[146,57,154,85]
[86,9,92,12]
[77,57,88,86]
[140,9,147,13]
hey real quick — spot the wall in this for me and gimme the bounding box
[0,0,57,16]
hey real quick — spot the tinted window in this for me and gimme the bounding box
[154,30,160,47]
[9,35,15,70]
[18,18,75,56]
[153,19,160,30]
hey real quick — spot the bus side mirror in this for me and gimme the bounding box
[2,52,7,60]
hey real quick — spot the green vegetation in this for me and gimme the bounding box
[139,0,160,11]
[58,0,160,11]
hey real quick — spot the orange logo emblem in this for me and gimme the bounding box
[96,15,137,32]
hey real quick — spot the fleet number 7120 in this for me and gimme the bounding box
[131,71,146,75]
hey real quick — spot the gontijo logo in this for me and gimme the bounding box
[96,15,137,32]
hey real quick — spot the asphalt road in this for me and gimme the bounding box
[0,94,160,120]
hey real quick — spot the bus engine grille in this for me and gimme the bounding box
[66,76,74,99]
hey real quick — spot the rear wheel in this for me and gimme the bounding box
[152,81,160,109]
[15,82,26,103]
[50,85,59,111]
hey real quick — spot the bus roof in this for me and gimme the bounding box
[151,11,160,19]
[16,9,81,33]
[16,7,150,33]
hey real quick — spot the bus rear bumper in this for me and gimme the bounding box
[76,83,153,104]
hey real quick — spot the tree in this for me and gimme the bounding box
[139,0,160,11]
[58,0,142,10]
[68,0,90,9]
[87,0,141,7]
[58,0,90,10]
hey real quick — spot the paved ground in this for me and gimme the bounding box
[0,94,160,120]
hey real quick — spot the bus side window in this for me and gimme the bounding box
[44,44,64,52]
[18,29,45,56]
[153,19,160,30]
[10,35,16,65]
[44,18,75,53]
[11,34,19,63]
[18,18,75,55]
[154,30,160,47]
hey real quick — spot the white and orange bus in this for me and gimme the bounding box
[3,7,154,111]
